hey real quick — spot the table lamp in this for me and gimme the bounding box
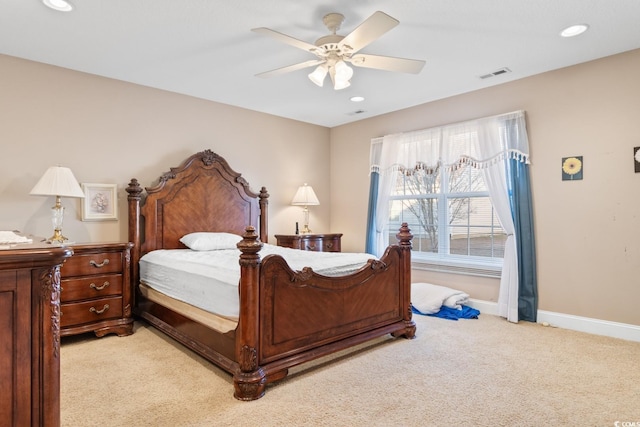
[291,183,320,234]
[30,166,85,243]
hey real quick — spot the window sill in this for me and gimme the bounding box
[411,256,502,278]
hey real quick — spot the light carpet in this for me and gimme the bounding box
[61,314,640,426]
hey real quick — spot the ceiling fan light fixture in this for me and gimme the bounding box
[308,65,328,87]
[333,60,353,90]
[333,78,351,91]
[334,60,353,81]
[253,11,424,90]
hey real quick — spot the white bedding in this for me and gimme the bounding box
[139,243,375,321]
[411,282,470,314]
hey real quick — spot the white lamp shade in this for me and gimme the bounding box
[333,60,353,90]
[291,183,319,206]
[334,60,353,81]
[333,78,351,90]
[308,65,328,87]
[30,166,85,198]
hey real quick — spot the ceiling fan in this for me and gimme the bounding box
[251,11,425,90]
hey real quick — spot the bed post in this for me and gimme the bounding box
[395,222,416,339]
[126,179,143,294]
[259,187,269,243]
[234,226,267,400]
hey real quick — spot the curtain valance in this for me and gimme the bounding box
[370,110,530,175]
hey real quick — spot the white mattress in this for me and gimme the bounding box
[139,243,375,321]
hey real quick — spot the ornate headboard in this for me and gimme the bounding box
[127,149,269,262]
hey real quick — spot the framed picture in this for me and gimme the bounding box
[562,156,583,181]
[81,183,118,221]
[634,147,640,173]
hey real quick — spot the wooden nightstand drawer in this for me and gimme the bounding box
[61,274,123,302]
[61,251,123,277]
[317,239,340,252]
[61,296,123,328]
[301,237,323,251]
[275,233,342,253]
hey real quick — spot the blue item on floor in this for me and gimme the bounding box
[412,304,480,320]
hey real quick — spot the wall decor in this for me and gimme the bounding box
[81,183,118,221]
[634,147,640,173]
[562,156,583,181]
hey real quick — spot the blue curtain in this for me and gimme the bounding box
[365,171,379,255]
[509,161,538,322]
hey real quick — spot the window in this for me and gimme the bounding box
[373,127,508,277]
[388,162,506,276]
[367,110,535,321]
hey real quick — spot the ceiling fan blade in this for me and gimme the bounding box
[251,27,319,53]
[349,54,425,74]
[255,59,325,78]
[338,11,399,54]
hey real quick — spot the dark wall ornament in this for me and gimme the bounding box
[562,156,583,181]
[634,147,640,173]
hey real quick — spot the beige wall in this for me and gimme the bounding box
[3,49,639,327]
[0,54,330,244]
[331,49,640,326]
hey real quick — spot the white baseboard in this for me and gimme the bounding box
[467,299,640,343]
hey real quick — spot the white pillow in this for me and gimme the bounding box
[180,232,242,251]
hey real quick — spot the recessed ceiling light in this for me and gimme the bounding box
[350,96,365,102]
[43,0,74,12]
[560,24,589,38]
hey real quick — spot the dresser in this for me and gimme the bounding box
[0,243,72,427]
[60,242,134,337]
[274,233,342,252]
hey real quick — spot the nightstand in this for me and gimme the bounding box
[60,242,134,337]
[275,233,342,252]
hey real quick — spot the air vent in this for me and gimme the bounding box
[479,67,511,79]
[348,110,366,116]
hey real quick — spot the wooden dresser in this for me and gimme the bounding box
[60,242,134,337]
[0,243,72,427]
[275,233,342,252]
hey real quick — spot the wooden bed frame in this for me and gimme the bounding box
[126,149,415,400]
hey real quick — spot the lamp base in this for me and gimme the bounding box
[46,228,68,244]
[300,207,312,234]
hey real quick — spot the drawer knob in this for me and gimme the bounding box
[306,244,316,250]
[89,259,110,268]
[90,281,110,291]
[89,304,110,315]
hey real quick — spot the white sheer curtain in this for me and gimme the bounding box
[369,110,530,323]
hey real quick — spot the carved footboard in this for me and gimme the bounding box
[259,250,406,360]
[234,224,415,400]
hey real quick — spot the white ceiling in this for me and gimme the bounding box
[2,1,640,128]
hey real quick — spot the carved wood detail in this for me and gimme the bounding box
[239,345,258,371]
[40,266,61,359]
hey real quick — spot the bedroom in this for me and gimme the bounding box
[1,0,639,423]
[2,2,639,335]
